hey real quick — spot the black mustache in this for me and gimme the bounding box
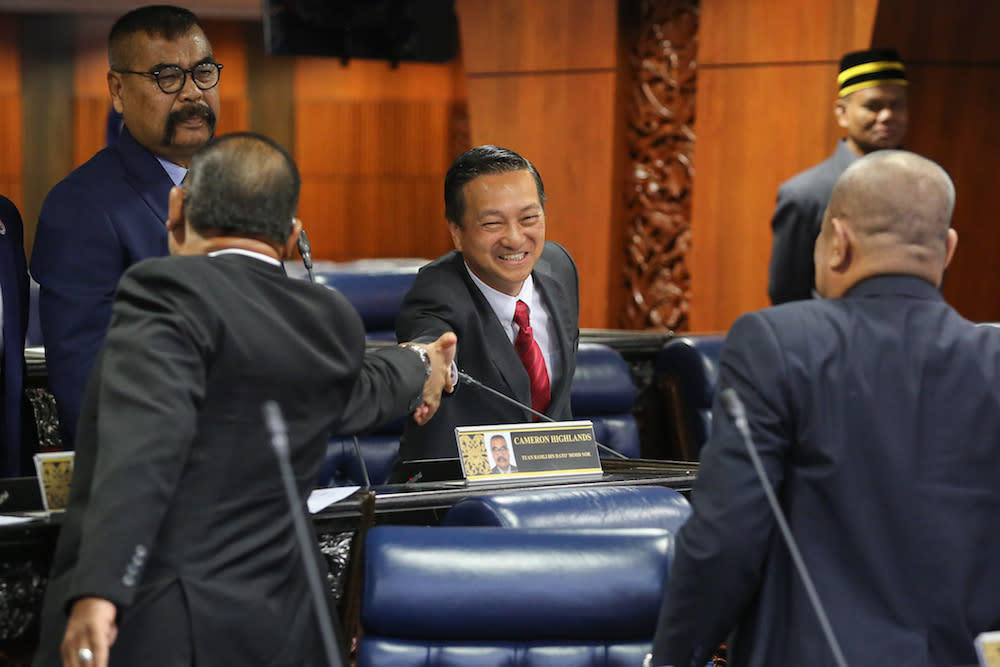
[170,104,215,125]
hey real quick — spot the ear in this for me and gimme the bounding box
[447,220,463,252]
[943,227,958,270]
[108,71,125,115]
[834,97,848,130]
[828,217,853,272]
[165,186,186,254]
[282,217,304,260]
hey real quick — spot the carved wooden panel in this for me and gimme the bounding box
[622,0,698,331]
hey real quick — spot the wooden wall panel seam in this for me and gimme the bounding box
[467,67,618,78]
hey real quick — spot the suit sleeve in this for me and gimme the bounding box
[66,266,208,610]
[30,182,129,443]
[335,344,425,435]
[767,184,820,305]
[650,311,793,666]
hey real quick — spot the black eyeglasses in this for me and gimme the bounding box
[113,62,223,94]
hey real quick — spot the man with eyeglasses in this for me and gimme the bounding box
[30,5,221,448]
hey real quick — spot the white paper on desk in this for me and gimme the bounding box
[0,515,34,526]
[307,486,360,514]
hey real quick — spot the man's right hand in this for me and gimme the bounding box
[62,597,117,667]
[409,332,457,425]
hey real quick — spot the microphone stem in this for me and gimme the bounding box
[457,370,628,460]
[263,402,344,667]
[721,389,848,667]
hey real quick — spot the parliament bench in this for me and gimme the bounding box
[312,259,424,342]
[653,333,725,460]
[318,342,642,487]
[441,485,690,537]
[358,525,673,667]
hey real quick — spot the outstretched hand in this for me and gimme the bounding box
[409,332,457,425]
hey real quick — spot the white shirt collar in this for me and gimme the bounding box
[156,157,188,187]
[207,248,282,266]
[463,263,537,332]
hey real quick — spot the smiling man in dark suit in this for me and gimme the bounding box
[31,5,221,447]
[648,151,1000,667]
[33,132,456,667]
[395,145,580,474]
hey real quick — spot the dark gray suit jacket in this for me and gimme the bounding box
[651,275,1000,667]
[767,140,856,304]
[33,254,424,667]
[395,242,580,461]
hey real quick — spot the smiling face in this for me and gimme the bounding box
[448,169,545,296]
[836,84,908,156]
[108,26,220,167]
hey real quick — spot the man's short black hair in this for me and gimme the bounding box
[184,132,300,246]
[108,5,204,69]
[444,145,545,227]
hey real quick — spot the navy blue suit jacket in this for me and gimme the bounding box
[652,275,1000,667]
[0,196,28,476]
[30,126,171,446]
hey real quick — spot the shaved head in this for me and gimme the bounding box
[814,150,957,297]
[830,150,954,260]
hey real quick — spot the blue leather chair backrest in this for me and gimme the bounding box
[314,259,424,341]
[441,485,691,537]
[571,343,639,458]
[359,525,673,667]
[654,334,725,460]
[317,417,405,487]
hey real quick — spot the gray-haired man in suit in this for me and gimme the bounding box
[34,133,456,667]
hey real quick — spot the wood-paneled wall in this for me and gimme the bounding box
[687,0,878,331]
[0,16,22,212]
[293,58,463,261]
[870,0,1000,323]
[689,0,1000,330]
[455,0,622,328]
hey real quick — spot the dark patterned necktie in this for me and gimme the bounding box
[513,300,551,417]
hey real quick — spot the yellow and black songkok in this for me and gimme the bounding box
[837,48,907,98]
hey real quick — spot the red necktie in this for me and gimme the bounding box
[513,300,551,417]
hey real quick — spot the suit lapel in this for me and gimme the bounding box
[533,251,573,400]
[116,126,174,224]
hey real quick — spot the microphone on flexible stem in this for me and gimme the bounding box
[262,401,344,667]
[297,229,315,283]
[718,388,848,667]
[455,369,628,460]
[350,435,371,490]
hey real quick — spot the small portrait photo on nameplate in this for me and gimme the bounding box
[455,420,603,483]
[33,451,76,514]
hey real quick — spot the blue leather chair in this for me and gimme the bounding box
[358,525,673,667]
[317,419,404,487]
[654,334,725,460]
[571,343,639,458]
[441,485,691,538]
[314,259,424,341]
